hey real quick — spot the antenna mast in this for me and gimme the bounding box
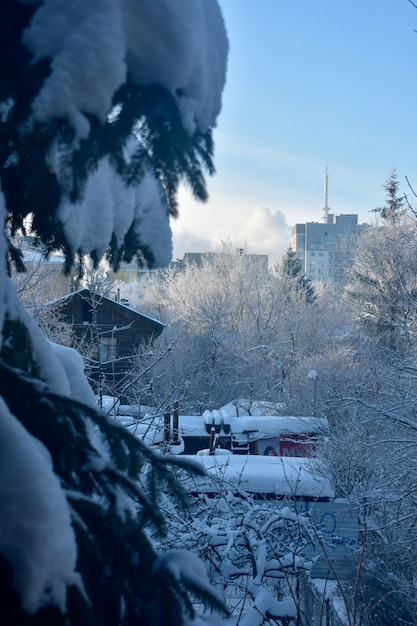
[322,166,330,223]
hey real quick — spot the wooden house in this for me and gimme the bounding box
[51,288,164,393]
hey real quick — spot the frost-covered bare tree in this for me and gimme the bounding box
[311,189,417,625]
[137,244,341,413]
[0,2,229,625]
[9,255,76,344]
[10,251,73,304]
[315,358,417,626]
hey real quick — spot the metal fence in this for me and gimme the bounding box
[193,573,348,626]
[192,574,297,623]
[298,574,347,626]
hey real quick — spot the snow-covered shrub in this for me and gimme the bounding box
[154,472,319,625]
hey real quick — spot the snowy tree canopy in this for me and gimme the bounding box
[0,0,228,270]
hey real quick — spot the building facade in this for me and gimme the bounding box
[291,169,368,284]
[291,213,363,284]
[49,289,164,395]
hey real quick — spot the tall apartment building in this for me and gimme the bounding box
[290,169,365,284]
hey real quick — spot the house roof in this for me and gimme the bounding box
[118,414,328,442]
[47,288,164,330]
[180,454,334,500]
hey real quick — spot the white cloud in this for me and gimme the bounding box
[234,205,290,264]
[171,223,215,261]
[171,204,291,265]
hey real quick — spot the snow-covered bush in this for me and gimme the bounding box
[154,469,319,625]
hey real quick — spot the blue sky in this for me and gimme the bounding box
[172,0,417,264]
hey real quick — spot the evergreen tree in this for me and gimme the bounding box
[280,247,316,304]
[372,169,405,224]
[347,216,417,358]
[0,2,228,625]
[0,2,224,273]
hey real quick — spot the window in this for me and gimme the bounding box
[100,337,117,362]
[82,300,93,323]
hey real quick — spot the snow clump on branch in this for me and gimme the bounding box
[23,0,228,139]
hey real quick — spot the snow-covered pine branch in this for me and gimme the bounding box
[1,0,228,271]
[0,2,229,625]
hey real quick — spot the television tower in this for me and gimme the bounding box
[322,166,330,223]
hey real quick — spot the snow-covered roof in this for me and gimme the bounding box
[187,414,328,440]
[47,288,164,328]
[119,414,328,441]
[226,416,328,441]
[182,455,334,500]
